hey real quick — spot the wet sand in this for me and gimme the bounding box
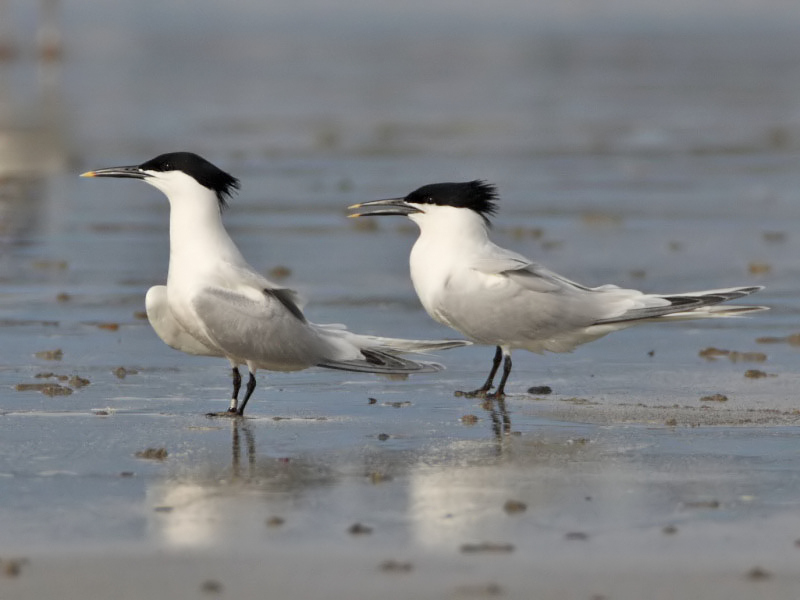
[3,2,800,598]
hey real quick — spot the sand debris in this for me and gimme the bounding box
[756,333,800,346]
[368,472,392,484]
[509,226,544,240]
[762,231,786,243]
[682,500,720,509]
[135,448,168,461]
[748,262,772,275]
[527,385,552,395]
[561,397,599,406]
[35,372,66,380]
[69,375,91,387]
[453,582,504,597]
[1,557,28,578]
[348,523,373,535]
[662,525,678,535]
[113,367,139,379]
[700,394,728,403]
[746,566,772,581]
[744,369,776,379]
[15,383,72,396]
[200,580,223,594]
[503,500,527,514]
[32,259,67,270]
[379,560,413,573]
[460,542,514,554]
[269,265,292,279]
[699,347,766,363]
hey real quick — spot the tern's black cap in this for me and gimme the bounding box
[405,180,498,223]
[141,152,240,209]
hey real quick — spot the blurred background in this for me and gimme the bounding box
[5,0,800,161]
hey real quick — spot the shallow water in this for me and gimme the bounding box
[2,2,800,598]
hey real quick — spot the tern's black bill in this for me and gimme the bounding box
[80,165,149,180]
[348,197,422,218]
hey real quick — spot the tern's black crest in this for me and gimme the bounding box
[140,152,240,210]
[405,180,498,224]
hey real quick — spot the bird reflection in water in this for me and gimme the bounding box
[483,396,512,442]
[230,418,256,480]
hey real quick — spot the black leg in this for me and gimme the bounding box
[231,366,242,401]
[236,372,257,415]
[206,366,245,418]
[487,353,512,399]
[225,366,242,413]
[456,346,502,398]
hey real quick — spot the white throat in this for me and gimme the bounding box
[145,171,247,283]
[409,204,491,253]
[408,205,491,314]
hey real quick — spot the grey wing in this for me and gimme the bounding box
[227,264,308,311]
[471,245,593,294]
[468,245,632,341]
[190,286,325,369]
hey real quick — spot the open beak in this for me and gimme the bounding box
[348,197,422,218]
[80,165,148,180]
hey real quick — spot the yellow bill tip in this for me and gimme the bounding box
[79,171,97,178]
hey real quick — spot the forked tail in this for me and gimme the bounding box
[594,286,767,325]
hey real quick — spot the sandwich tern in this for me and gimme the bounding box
[350,180,766,398]
[81,153,468,415]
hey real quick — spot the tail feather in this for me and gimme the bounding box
[357,336,471,353]
[318,348,443,374]
[313,327,469,374]
[656,304,767,320]
[594,286,767,325]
